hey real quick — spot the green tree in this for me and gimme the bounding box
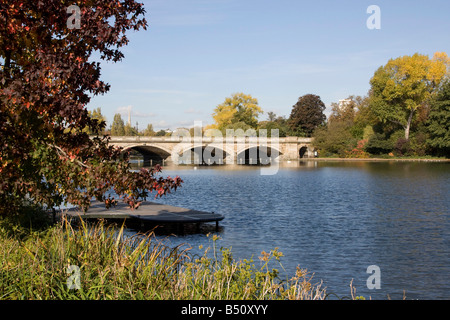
[258,113,289,137]
[364,133,395,155]
[313,122,356,157]
[155,130,167,136]
[0,1,182,216]
[266,111,277,122]
[353,96,379,139]
[212,93,263,131]
[224,121,252,132]
[142,123,155,136]
[124,123,138,136]
[312,96,376,157]
[288,94,326,137]
[427,80,450,156]
[111,113,125,136]
[368,52,449,140]
[84,107,107,135]
[328,95,375,140]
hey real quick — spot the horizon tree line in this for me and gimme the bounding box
[91,51,449,157]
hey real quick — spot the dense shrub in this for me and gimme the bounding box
[394,138,412,156]
[364,133,393,155]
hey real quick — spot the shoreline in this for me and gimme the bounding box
[300,157,450,162]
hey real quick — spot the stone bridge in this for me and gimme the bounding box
[108,136,314,165]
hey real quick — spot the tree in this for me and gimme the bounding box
[288,94,326,136]
[364,132,395,155]
[328,98,357,125]
[84,107,106,135]
[328,95,375,140]
[368,52,449,140]
[155,129,167,136]
[223,121,253,135]
[111,113,125,136]
[311,95,378,157]
[266,111,277,122]
[212,93,263,131]
[427,80,450,156]
[258,113,289,137]
[142,123,155,136]
[124,123,138,136]
[313,121,357,157]
[353,95,379,139]
[0,1,182,216]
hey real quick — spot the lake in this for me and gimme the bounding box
[133,160,450,300]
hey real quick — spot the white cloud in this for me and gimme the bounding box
[134,110,157,118]
[175,120,196,127]
[184,107,203,114]
[154,120,169,129]
[116,105,156,118]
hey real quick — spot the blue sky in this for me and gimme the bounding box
[88,0,450,130]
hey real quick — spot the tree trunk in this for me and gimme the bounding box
[405,109,414,140]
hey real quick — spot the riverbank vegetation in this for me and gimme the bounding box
[0,211,326,300]
[313,53,450,159]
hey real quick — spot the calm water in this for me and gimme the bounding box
[135,161,450,300]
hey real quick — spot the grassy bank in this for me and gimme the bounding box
[0,213,326,300]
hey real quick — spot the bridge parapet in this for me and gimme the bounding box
[109,136,313,143]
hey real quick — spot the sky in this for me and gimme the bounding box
[87,0,450,131]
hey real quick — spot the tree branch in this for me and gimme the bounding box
[47,143,89,169]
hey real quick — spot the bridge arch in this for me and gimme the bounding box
[123,144,172,165]
[299,146,308,158]
[176,145,229,165]
[236,146,282,165]
[298,145,314,159]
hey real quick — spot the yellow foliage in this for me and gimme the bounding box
[382,52,448,111]
[370,51,449,140]
[212,93,262,130]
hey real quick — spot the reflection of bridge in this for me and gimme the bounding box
[109,136,314,165]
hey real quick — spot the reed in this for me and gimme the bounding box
[0,214,326,300]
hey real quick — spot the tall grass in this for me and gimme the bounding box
[0,214,326,300]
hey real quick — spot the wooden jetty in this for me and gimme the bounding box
[63,200,224,232]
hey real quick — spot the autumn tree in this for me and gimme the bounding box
[211,93,263,131]
[0,1,182,216]
[368,52,450,140]
[328,98,357,125]
[288,94,326,136]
